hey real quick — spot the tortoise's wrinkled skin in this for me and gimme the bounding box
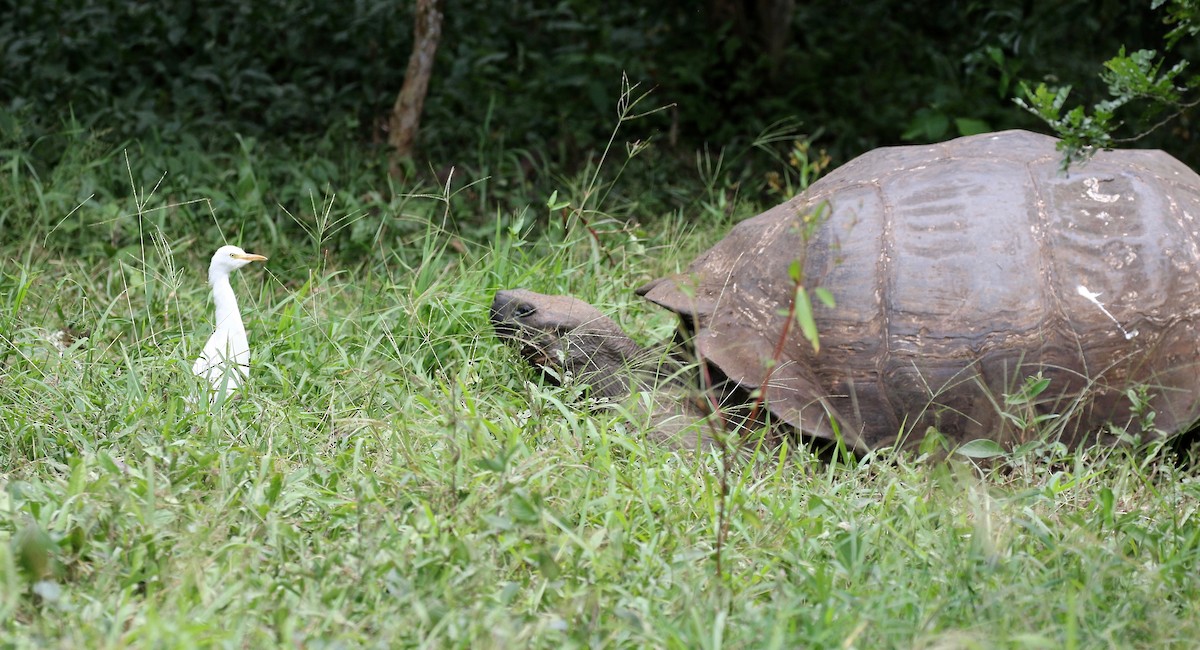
[493,130,1200,452]
[490,289,644,400]
[491,289,722,448]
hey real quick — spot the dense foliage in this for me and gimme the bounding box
[1020,0,1200,163]
[3,0,1193,173]
[1,0,405,139]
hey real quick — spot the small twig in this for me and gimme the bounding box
[563,74,671,268]
[746,278,801,427]
[704,269,804,582]
[561,206,617,268]
[1111,96,1200,144]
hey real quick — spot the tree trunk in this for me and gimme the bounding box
[707,0,794,79]
[389,0,443,176]
[756,0,794,78]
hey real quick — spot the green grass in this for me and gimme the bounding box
[2,130,1200,649]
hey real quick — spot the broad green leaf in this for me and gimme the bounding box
[953,438,1006,459]
[918,427,948,455]
[546,190,570,211]
[814,287,836,308]
[787,259,803,283]
[794,286,820,353]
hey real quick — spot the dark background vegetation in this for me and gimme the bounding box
[1,0,1194,249]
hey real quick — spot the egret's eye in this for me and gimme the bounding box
[229,253,237,258]
[514,304,536,319]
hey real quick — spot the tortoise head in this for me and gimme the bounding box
[490,289,645,399]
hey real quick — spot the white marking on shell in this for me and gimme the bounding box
[1076,285,1138,339]
[1083,177,1120,203]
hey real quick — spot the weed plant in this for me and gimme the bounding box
[2,120,1200,648]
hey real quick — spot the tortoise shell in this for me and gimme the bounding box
[638,130,1200,451]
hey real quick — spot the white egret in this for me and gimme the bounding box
[193,245,268,401]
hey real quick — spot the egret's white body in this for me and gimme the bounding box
[193,245,267,401]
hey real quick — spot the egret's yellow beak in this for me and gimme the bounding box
[235,253,268,262]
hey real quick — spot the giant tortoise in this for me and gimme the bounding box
[491,130,1200,453]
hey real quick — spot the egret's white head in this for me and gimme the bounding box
[209,245,268,284]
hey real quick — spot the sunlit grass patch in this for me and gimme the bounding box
[2,129,1200,648]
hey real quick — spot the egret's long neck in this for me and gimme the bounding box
[210,273,241,329]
